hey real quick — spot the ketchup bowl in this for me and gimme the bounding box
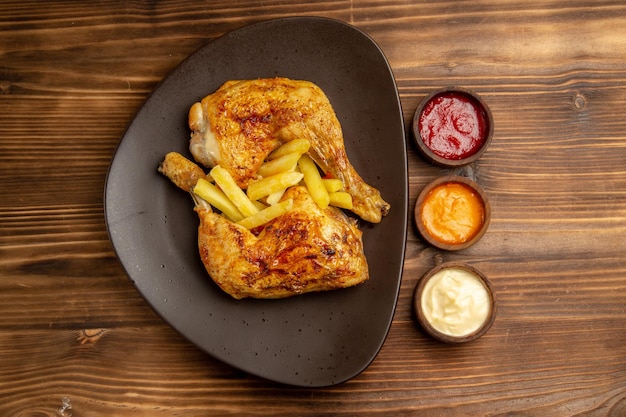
[414,175,491,251]
[413,262,497,343]
[412,87,493,167]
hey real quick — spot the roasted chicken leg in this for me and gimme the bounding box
[188,77,390,223]
[159,153,369,299]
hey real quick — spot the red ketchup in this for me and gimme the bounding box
[418,92,489,160]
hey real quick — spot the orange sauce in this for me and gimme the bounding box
[420,182,484,245]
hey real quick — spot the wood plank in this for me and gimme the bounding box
[1,0,625,415]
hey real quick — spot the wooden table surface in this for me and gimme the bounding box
[2,1,626,415]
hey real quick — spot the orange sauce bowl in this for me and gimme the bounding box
[414,176,491,251]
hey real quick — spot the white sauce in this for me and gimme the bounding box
[420,267,491,337]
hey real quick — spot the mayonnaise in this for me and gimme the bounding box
[420,267,491,337]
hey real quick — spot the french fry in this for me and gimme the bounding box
[253,200,268,211]
[328,191,353,210]
[247,171,304,201]
[265,188,286,206]
[237,199,293,230]
[267,139,310,160]
[322,178,344,193]
[210,165,259,218]
[298,154,330,209]
[257,152,300,178]
[193,178,244,222]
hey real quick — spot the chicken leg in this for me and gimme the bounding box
[158,153,369,299]
[188,77,390,223]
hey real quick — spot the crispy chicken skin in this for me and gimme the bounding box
[196,186,368,299]
[158,151,208,192]
[188,77,390,223]
[159,152,368,299]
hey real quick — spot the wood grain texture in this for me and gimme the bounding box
[1,0,625,415]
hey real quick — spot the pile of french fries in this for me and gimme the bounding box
[192,139,353,230]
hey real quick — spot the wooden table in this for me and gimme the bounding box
[2,1,625,415]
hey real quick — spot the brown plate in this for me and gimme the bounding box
[104,17,407,387]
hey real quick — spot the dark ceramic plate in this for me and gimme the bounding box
[105,17,407,387]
